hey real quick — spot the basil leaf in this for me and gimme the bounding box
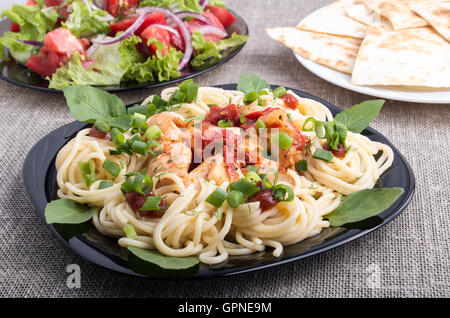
[324,188,404,226]
[237,72,270,94]
[127,246,199,269]
[45,199,97,225]
[63,85,126,124]
[334,100,385,134]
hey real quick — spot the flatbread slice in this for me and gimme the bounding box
[346,3,390,26]
[265,27,362,74]
[351,25,450,87]
[413,2,450,42]
[297,0,367,39]
[361,0,430,30]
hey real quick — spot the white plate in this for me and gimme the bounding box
[294,13,450,104]
[294,53,450,104]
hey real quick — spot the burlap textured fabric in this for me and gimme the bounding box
[0,0,449,297]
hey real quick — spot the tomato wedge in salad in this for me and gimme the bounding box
[26,28,86,78]
[205,5,236,28]
[184,12,226,42]
[141,25,172,56]
[106,0,140,17]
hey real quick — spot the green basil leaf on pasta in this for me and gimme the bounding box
[45,199,97,225]
[324,188,404,226]
[334,100,385,134]
[63,85,126,123]
[237,72,270,94]
[127,246,199,270]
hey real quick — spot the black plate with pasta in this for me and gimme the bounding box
[0,8,248,93]
[23,82,415,279]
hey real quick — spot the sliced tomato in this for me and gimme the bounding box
[106,0,139,17]
[140,25,172,57]
[25,0,37,5]
[43,28,84,54]
[44,0,63,6]
[184,12,226,42]
[205,5,236,28]
[25,28,86,78]
[59,3,71,20]
[10,22,20,32]
[109,12,167,36]
[170,27,185,51]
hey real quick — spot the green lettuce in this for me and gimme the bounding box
[49,41,127,89]
[138,0,205,12]
[120,35,183,83]
[191,31,248,69]
[62,0,110,38]
[0,4,58,63]
[208,0,227,8]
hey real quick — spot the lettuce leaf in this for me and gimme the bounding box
[120,36,183,83]
[62,0,110,38]
[138,0,203,12]
[191,31,248,70]
[0,4,58,63]
[139,0,177,8]
[49,41,127,89]
[209,0,227,8]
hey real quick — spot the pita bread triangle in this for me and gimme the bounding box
[413,2,450,42]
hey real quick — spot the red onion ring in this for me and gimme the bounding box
[91,13,147,45]
[195,25,227,38]
[199,0,209,8]
[136,7,193,70]
[19,40,43,46]
[175,11,212,24]
[93,0,105,10]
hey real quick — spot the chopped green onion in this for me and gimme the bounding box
[218,119,232,128]
[255,119,266,129]
[144,176,153,190]
[127,104,150,116]
[126,134,143,146]
[287,113,293,122]
[185,115,205,123]
[102,159,120,178]
[121,178,135,194]
[243,92,259,105]
[313,148,334,162]
[260,174,273,189]
[94,118,110,133]
[323,121,335,142]
[144,125,162,140]
[78,160,96,187]
[227,190,244,208]
[329,132,340,150]
[335,122,347,146]
[123,224,138,239]
[314,121,326,139]
[110,128,124,146]
[296,160,307,172]
[272,131,293,150]
[273,86,287,98]
[141,196,161,211]
[245,171,261,184]
[240,107,246,125]
[273,184,294,202]
[206,188,228,208]
[228,179,260,197]
[109,149,122,156]
[302,117,316,131]
[131,140,148,156]
[145,104,157,117]
[132,112,146,127]
[99,180,114,190]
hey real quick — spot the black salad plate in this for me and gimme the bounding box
[0,9,248,93]
[23,84,415,280]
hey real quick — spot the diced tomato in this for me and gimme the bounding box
[279,93,299,110]
[89,127,111,140]
[25,28,86,78]
[10,22,20,33]
[25,0,37,5]
[125,192,166,218]
[106,0,139,17]
[44,0,63,6]
[205,104,241,126]
[109,12,167,36]
[140,25,172,56]
[244,107,276,121]
[248,190,278,211]
[205,5,236,28]
[324,143,347,159]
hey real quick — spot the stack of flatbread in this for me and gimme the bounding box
[265,0,450,88]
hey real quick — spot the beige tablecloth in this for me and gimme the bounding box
[0,0,449,297]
